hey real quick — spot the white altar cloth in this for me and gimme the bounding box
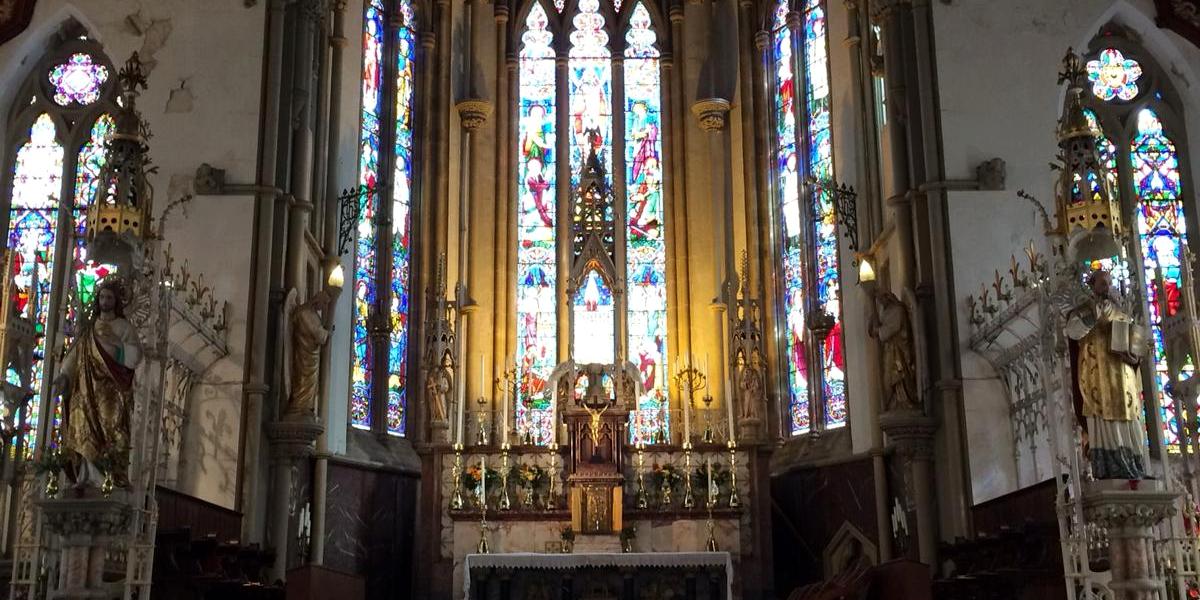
[463,551,733,599]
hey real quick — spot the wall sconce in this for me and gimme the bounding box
[328,264,345,289]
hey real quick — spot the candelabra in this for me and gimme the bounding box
[682,443,696,509]
[546,443,558,511]
[449,444,466,510]
[499,444,512,511]
[728,440,740,509]
[635,443,648,509]
[673,361,707,446]
[701,394,715,444]
[475,396,488,446]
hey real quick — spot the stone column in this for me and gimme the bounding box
[39,498,131,600]
[665,4,692,385]
[454,98,491,441]
[1082,482,1178,600]
[880,410,936,565]
[265,417,323,582]
[691,98,734,424]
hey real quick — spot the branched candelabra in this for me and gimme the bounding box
[673,361,707,446]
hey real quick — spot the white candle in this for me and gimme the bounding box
[706,457,714,504]
[456,375,465,445]
[682,356,692,442]
[480,455,487,506]
[726,367,737,445]
[479,353,485,397]
[501,369,509,443]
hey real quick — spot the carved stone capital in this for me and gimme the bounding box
[266,417,324,460]
[668,5,684,24]
[691,98,731,132]
[494,2,509,23]
[879,411,935,460]
[456,99,494,131]
[37,498,133,538]
[753,30,770,51]
[785,11,803,32]
[1082,483,1178,530]
[421,31,436,50]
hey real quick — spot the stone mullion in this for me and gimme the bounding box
[787,10,825,433]
[555,48,572,362]
[612,54,630,366]
[492,2,512,435]
[665,5,692,418]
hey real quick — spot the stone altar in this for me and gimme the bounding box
[464,551,733,600]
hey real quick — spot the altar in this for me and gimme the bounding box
[464,552,732,600]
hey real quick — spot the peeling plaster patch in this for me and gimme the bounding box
[165,80,194,113]
[167,174,195,221]
[124,9,173,75]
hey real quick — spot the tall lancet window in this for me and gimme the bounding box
[352,0,418,436]
[771,0,845,436]
[1079,40,1194,447]
[514,0,669,445]
[2,38,117,452]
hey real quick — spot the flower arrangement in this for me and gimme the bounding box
[560,525,575,542]
[33,448,67,475]
[461,465,502,490]
[651,464,683,490]
[514,463,547,487]
[692,463,732,489]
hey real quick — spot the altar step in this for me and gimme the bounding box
[573,534,622,554]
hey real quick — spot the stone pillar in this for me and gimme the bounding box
[691,98,734,419]
[880,410,936,565]
[1082,481,1178,600]
[39,498,131,600]
[265,417,323,582]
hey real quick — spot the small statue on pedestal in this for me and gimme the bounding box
[1067,270,1147,480]
[281,282,341,418]
[736,351,764,421]
[426,351,452,423]
[870,291,919,413]
[53,279,142,489]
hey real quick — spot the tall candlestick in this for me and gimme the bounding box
[480,455,487,508]
[726,375,736,445]
[706,457,714,507]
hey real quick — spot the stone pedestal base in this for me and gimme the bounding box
[37,497,133,600]
[737,418,762,443]
[430,420,450,444]
[1082,480,1178,600]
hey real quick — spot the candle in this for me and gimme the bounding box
[479,353,485,397]
[560,421,568,446]
[682,356,692,443]
[726,367,737,445]
[481,455,487,507]
[456,375,466,445]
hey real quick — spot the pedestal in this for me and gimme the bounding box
[430,420,450,444]
[737,417,762,443]
[266,416,324,582]
[879,410,936,565]
[37,497,133,600]
[1082,480,1178,600]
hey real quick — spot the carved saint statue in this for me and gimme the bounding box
[53,279,142,486]
[281,285,339,418]
[1067,270,1147,480]
[426,351,452,423]
[870,291,919,413]
[736,351,764,421]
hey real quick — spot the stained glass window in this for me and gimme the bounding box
[773,0,844,434]
[351,0,386,430]
[1131,108,1185,445]
[48,53,108,107]
[515,3,558,445]
[7,114,64,450]
[351,0,417,435]
[624,2,668,445]
[71,115,115,326]
[1079,43,1194,449]
[514,0,669,445]
[1086,48,1142,102]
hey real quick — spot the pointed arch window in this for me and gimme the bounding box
[351,0,419,436]
[770,0,846,436]
[1,38,118,453]
[514,0,669,445]
[1078,40,1194,448]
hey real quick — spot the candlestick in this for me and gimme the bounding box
[546,443,558,511]
[499,447,511,510]
[450,444,466,510]
[706,457,714,508]
[635,443,648,509]
[728,440,740,509]
[683,444,695,509]
[476,396,488,446]
[480,454,487,510]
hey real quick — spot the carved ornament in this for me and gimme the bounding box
[456,99,494,131]
[691,98,731,132]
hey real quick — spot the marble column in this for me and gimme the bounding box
[1082,481,1178,600]
[880,410,935,565]
[265,417,323,582]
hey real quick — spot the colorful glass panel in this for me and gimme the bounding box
[802,0,845,428]
[568,0,613,189]
[573,269,615,364]
[1131,108,1185,445]
[48,53,108,107]
[69,115,115,332]
[7,114,64,451]
[1086,48,1143,102]
[624,2,668,445]
[1081,109,1119,202]
[386,0,417,436]
[351,0,386,429]
[515,4,559,445]
[773,0,810,435]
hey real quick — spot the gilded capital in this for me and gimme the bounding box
[691,98,731,132]
[456,99,494,131]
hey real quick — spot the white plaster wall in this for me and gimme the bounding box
[0,0,266,509]
[933,0,1200,503]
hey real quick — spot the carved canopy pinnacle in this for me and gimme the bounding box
[456,99,494,131]
[691,98,731,132]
